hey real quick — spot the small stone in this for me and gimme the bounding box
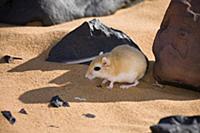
[2,55,23,63]
[62,101,70,107]
[1,111,16,125]
[150,115,200,133]
[83,113,96,118]
[3,55,14,63]
[19,108,28,115]
[49,95,70,108]
[49,125,59,128]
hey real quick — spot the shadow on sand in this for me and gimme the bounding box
[11,53,200,103]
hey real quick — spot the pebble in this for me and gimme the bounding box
[1,111,16,124]
[49,95,70,108]
[83,113,96,118]
[19,108,28,115]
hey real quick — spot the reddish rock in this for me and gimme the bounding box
[153,0,200,89]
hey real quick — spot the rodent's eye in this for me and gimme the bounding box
[94,66,101,71]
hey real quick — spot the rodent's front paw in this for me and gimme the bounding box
[102,79,108,85]
[107,86,113,89]
[107,81,114,89]
[120,85,130,89]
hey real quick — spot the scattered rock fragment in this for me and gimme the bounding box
[150,115,200,133]
[1,111,16,125]
[49,125,59,128]
[82,113,96,118]
[2,55,23,63]
[49,95,70,108]
[19,108,28,115]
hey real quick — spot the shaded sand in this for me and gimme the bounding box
[0,0,200,133]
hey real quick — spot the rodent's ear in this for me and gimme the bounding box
[99,51,103,55]
[102,57,110,66]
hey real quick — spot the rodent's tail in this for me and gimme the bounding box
[13,57,23,60]
[63,56,97,64]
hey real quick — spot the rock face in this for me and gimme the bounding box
[47,19,146,64]
[0,0,134,26]
[153,0,200,89]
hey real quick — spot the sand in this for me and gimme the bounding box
[0,0,200,133]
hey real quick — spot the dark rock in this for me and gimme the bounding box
[19,108,28,115]
[83,113,96,118]
[3,55,14,63]
[150,115,200,133]
[49,95,70,108]
[1,111,16,125]
[48,125,59,128]
[2,55,23,63]
[0,0,136,26]
[153,0,200,90]
[47,19,147,65]
[62,101,70,107]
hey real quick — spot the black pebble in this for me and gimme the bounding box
[3,55,14,63]
[62,101,70,107]
[19,108,28,115]
[83,113,96,118]
[50,95,70,108]
[2,55,23,63]
[49,125,59,128]
[1,111,16,124]
[150,115,200,133]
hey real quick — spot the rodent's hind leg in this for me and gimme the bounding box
[102,79,108,85]
[107,81,114,89]
[120,80,139,89]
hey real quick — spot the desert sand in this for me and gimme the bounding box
[0,0,200,133]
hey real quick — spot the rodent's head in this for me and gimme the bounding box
[85,54,111,80]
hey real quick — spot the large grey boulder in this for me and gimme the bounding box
[0,0,135,26]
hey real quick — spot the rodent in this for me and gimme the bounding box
[85,44,148,89]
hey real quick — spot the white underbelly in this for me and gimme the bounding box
[115,72,138,83]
